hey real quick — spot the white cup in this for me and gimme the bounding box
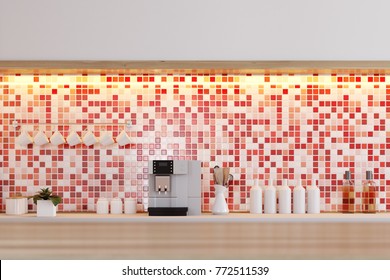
[66,131,82,146]
[16,130,33,146]
[34,131,50,146]
[50,131,66,146]
[110,198,123,214]
[124,198,137,214]
[99,131,115,146]
[83,131,98,146]
[116,130,132,146]
[96,197,109,214]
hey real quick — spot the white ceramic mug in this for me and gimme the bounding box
[99,131,115,146]
[34,131,50,146]
[50,131,66,146]
[16,130,33,146]
[66,131,82,146]
[124,198,137,214]
[116,130,132,146]
[83,130,98,146]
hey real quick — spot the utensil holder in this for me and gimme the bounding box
[212,184,229,215]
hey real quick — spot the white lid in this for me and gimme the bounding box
[125,197,136,201]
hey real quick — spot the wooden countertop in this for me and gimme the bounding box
[1,212,390,223]
[1,212,390,260]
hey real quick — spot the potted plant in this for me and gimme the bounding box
[30,188,62,217]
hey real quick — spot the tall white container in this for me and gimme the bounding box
[96,197,109,214]
[278,179,292,214]
[264,178,276,214]
[293,179,306,214]
[307,180,320,214]
[110,198,123,214]
[124,198,137,214]
[250,180,263,214]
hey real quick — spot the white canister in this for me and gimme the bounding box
[250,180,262,214]
[278,179,292,214]
[264,178,276,214]
[124,198,137,214]
[293,179,306,214]
[307,180,320,214]
[96,197,109,214]
[6,197,28,215]
[110,197,123,214]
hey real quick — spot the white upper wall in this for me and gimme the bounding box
[1,0,389,60]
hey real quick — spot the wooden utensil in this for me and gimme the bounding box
[223,167,230,186]
[215,168,223,185]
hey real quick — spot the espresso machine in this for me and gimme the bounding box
[148,160,201,216]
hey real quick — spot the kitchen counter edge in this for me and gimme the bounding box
[1,213,389,223]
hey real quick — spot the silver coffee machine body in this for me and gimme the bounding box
[148,160,201,216]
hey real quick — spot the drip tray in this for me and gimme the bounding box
[148,207,188,216]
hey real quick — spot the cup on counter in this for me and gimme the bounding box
[99,131,115,146]
[16,130,33,146]
[83,130,98,146]
[50,130,66,146]
[110,198,123,214]
[34,131,50,146]
[96,197,109,214]
[124,198,137,214]
[6,197,28,215]
[66,131,82,146]
[116,130,132,146]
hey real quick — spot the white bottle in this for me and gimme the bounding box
[264,177,276,214]
[293,179,306,214]
[110,197,123,214]
[307,180,320,214]
[250,179,263,214]
[278,179,292,214]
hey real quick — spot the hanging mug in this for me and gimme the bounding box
[83,130,98,146]
[16,130,33,146]
[34,131,50,146]
[116,130,132,146]
[66,131,82,146]
[100,131,115,146]
[50,130,66,146]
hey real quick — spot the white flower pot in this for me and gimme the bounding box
[37,200,57,217]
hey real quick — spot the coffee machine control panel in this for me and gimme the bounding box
[153,160,174,174]
[150,160,188,175]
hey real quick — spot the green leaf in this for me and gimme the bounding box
[50,196,62,206]
[28,188,62,205]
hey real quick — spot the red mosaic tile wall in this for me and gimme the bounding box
[1,73,390,212]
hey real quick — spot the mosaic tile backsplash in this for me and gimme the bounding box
[1,72,390,212]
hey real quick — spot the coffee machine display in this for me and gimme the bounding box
[148,160,201,216]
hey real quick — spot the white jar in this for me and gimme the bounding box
[96,197,109,214]
[264,178,276,214]
[307,180,320,214]
[293,179,306,214]
[110,197,123,214]
[278,179,292,214]
[250,180,262,214]
[124,198,137,214]
[6,197,28,215]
